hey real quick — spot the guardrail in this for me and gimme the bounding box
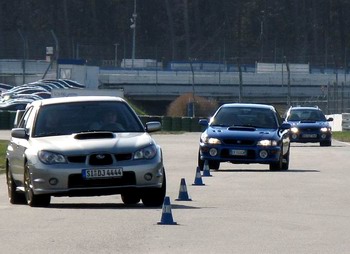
[0,111,204,132]
[2,110,347,132]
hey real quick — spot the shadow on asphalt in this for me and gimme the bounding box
[48,202,199,210]
[212,168,320,173]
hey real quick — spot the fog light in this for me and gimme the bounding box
[209,148,218,156]
[144,173,153,181]
[49,178,58,185]
[259,150,268,159]
[291,133,298,139]
[321,133,326,139]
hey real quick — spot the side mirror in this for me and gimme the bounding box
[198,119,209,127]
[145,121,161,132]
[327,117,333,121]
[11,128,28,139]
[279,122,291,130]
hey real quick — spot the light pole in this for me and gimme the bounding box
[114,43,119,67]
[130,0,137,69]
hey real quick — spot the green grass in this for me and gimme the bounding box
[332,131,350,142]
[0,131,349,174]
[0,140,8,174]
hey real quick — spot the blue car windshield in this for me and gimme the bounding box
[211,107,278,129]
[287,109,326,122]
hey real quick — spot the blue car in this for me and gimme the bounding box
[198,103,291,171]
[284,106,333,146]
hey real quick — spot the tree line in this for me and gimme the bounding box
[0,0,350,68]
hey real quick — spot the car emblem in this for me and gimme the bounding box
[237,140,241,144]
[96,154,105,159]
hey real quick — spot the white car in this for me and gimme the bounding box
[6,96,166,207]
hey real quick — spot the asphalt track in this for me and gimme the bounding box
[1,132,350,254]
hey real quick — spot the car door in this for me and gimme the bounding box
[8,106,36,182]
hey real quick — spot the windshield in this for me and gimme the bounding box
[33,101,144,137]
[211,107,277,129]
[287,109,326,122]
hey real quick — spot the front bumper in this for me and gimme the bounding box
[27,159,165,196]
[289,131,332,143]
[199,143,282,164]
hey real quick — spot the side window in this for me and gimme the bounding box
[17,107,36,133]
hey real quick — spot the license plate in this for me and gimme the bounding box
[230,149,247,156]
[302,134,317,138]
[82,168,123,179]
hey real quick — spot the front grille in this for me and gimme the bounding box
[115,153,132,161]
[67,156,86,163]
[68,171,136,188]
[222,139,255,145]
[299,127,319,132]
[89,154,113,165]
[67,153,133,164]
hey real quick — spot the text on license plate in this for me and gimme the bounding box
[82,168,123,179]
[230,149,247,156]
[302,134,317,138]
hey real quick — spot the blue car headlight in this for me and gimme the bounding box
[291,127,299,133]
[38,150,67,164]
[200,133,221,145]
[134,145,157,160]
[257,140,278,146]
[320,127,330,132]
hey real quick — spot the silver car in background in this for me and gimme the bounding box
[6,96,166,207]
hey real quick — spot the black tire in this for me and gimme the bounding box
[24,164,51,207]
[198,151,220,171]
[320,140,332,146]
[269,149,283,171]
[208,160,220,171]
[142,170,166,207]
[198,151,204,171]
[121,192,140,205]
[6,165,26,204]
[281,148,290,170]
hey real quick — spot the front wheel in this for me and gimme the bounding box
[24,164,51,207]
[320,140,332,146]
[121,192,140,205]
[198,151,220,171]
[269,149,283,171]
[6,165,26,204]
[142,170,166,207]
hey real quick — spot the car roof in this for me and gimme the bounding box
[220,103,276,110]
[30,96,125,107]
[290,106,321,111]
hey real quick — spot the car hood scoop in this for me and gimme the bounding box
[227,126,256,131]
[74,132,114,140]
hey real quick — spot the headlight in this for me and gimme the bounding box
[320,127,329,132]
[257,140,278,146]
[38,150,67,164]
[291,127,299,133]
[134,145,157,160]
[200,133,221,145]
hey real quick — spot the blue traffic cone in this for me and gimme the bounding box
[176,178,192,201]
[192,166,205,186]
[202,160,212,177]
[157,196,177,225]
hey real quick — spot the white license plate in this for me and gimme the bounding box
[302,134,317,138]
[230,149,247,156]
[82,168,123,179]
